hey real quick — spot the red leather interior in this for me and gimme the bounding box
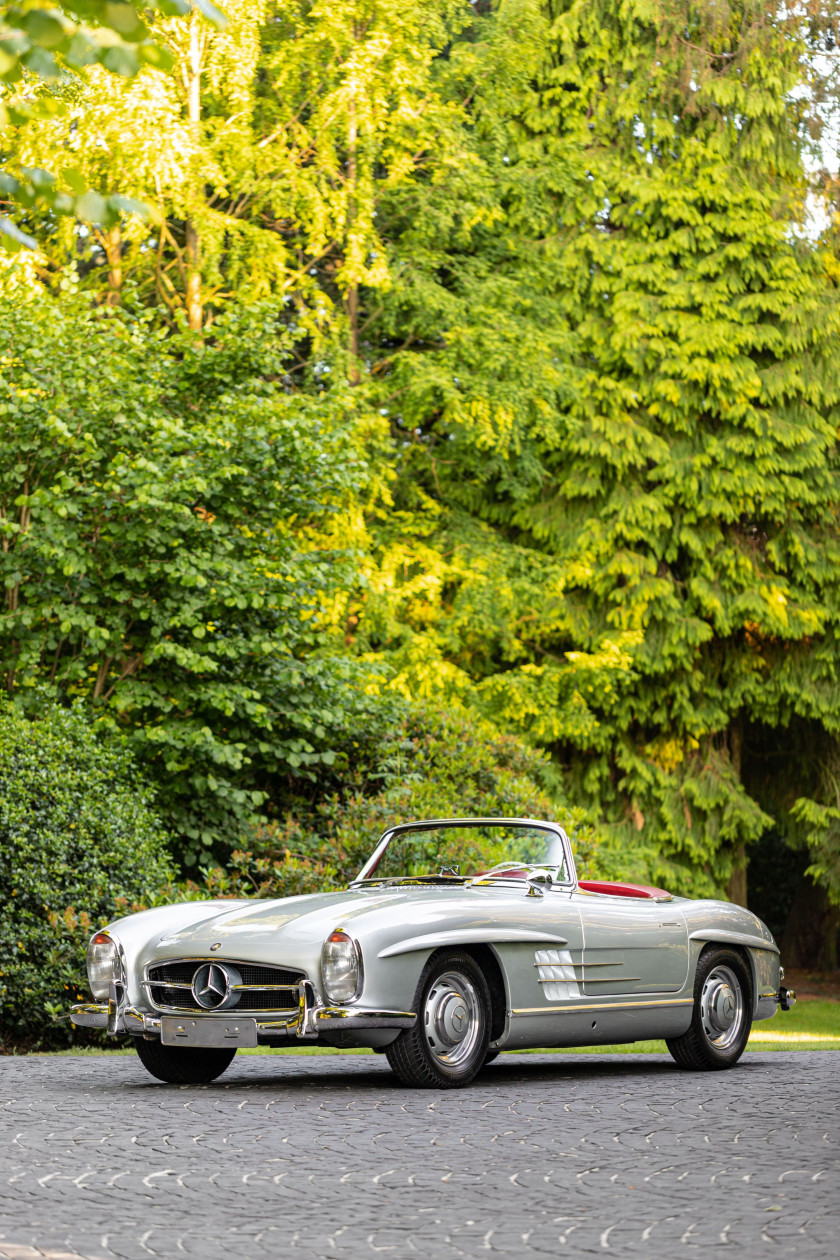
[577,880,672,900]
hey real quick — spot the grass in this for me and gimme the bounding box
[31,998,840,1057]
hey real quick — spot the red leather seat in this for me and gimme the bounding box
[577,879,672,900]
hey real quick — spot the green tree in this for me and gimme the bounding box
[0,289,372,857]
[353,0,840,905]
[0,0,225,248]
[205,701,606,898]
[3,1,477,334]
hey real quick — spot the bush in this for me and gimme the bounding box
[0,294,367,861]
[193,703,610,898]
[0,700,174,1049]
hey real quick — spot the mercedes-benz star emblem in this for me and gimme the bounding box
[191,962,240,1010]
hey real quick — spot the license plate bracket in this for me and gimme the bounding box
[160,1015,258,1048]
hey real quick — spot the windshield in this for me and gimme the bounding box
[354,821,569,885]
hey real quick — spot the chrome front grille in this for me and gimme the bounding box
[145,959,305,1013]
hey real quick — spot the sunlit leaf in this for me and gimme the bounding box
[74,189,108,223]
[0,215,37,250]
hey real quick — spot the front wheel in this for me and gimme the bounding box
[666,946,752,1070]
[133,1036,237,1084]
[386,950,491,1089]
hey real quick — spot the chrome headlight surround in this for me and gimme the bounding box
[320,930,363,1005]
[86,931,119,1000]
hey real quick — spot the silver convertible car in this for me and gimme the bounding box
[70,818,795,1088]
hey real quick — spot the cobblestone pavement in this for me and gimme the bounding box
[1,1051,838,1259]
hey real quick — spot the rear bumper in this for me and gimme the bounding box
[70,983,416,1040]
[778,986,796,1012]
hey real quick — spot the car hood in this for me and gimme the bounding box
[141,882,555,973]
[150,889,375,956]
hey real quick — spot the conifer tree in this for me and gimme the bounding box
[360,0,840,905]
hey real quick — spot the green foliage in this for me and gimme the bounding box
[792,755,840,908]
[0,697,173,1047]
[0,290,372,856]
[0,1,226,247]
[352,0,840,898]
[190,703,609,898]
[4,0,840,927]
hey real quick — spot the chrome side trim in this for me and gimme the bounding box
[536,975,642,984]
[532,960,624,968]
[511,998,694,1017]
[574,976,643,984]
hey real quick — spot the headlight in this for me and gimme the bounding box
[320,930,362,1005]
[86,932,118,1000]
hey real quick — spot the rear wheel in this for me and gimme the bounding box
[133,1036,237,1084]
[666,946,752,1071]
[386,950,491,1089]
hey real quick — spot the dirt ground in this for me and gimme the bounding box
[785,968,840,1001]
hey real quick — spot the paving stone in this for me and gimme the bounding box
[0,1052,838,1258]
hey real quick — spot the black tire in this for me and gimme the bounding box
[666,946,752,1071]
[133,1036,237,1084]
[386,950,491,1089]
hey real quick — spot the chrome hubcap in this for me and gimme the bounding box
[700,964,744,1050]
[423,970,483,1072]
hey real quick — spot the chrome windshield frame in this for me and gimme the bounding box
[351,817,576,888]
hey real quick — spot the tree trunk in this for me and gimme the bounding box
[185,221,202,331]
[101,225,122,306]
[346,87,360,384]
[726,717,747,905]
[185,10,203,332]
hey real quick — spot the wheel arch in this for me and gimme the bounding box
[420,944,507,1043]
[695,938,755,1008]
[452,944,508,1043]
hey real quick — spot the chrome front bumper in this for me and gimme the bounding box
[70,980,415,1040]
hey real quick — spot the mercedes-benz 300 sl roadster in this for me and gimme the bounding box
[70,818,795,1088]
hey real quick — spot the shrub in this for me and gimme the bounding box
[0,700,174,1049]
[0,294,367,861]
[193,703,610,898]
